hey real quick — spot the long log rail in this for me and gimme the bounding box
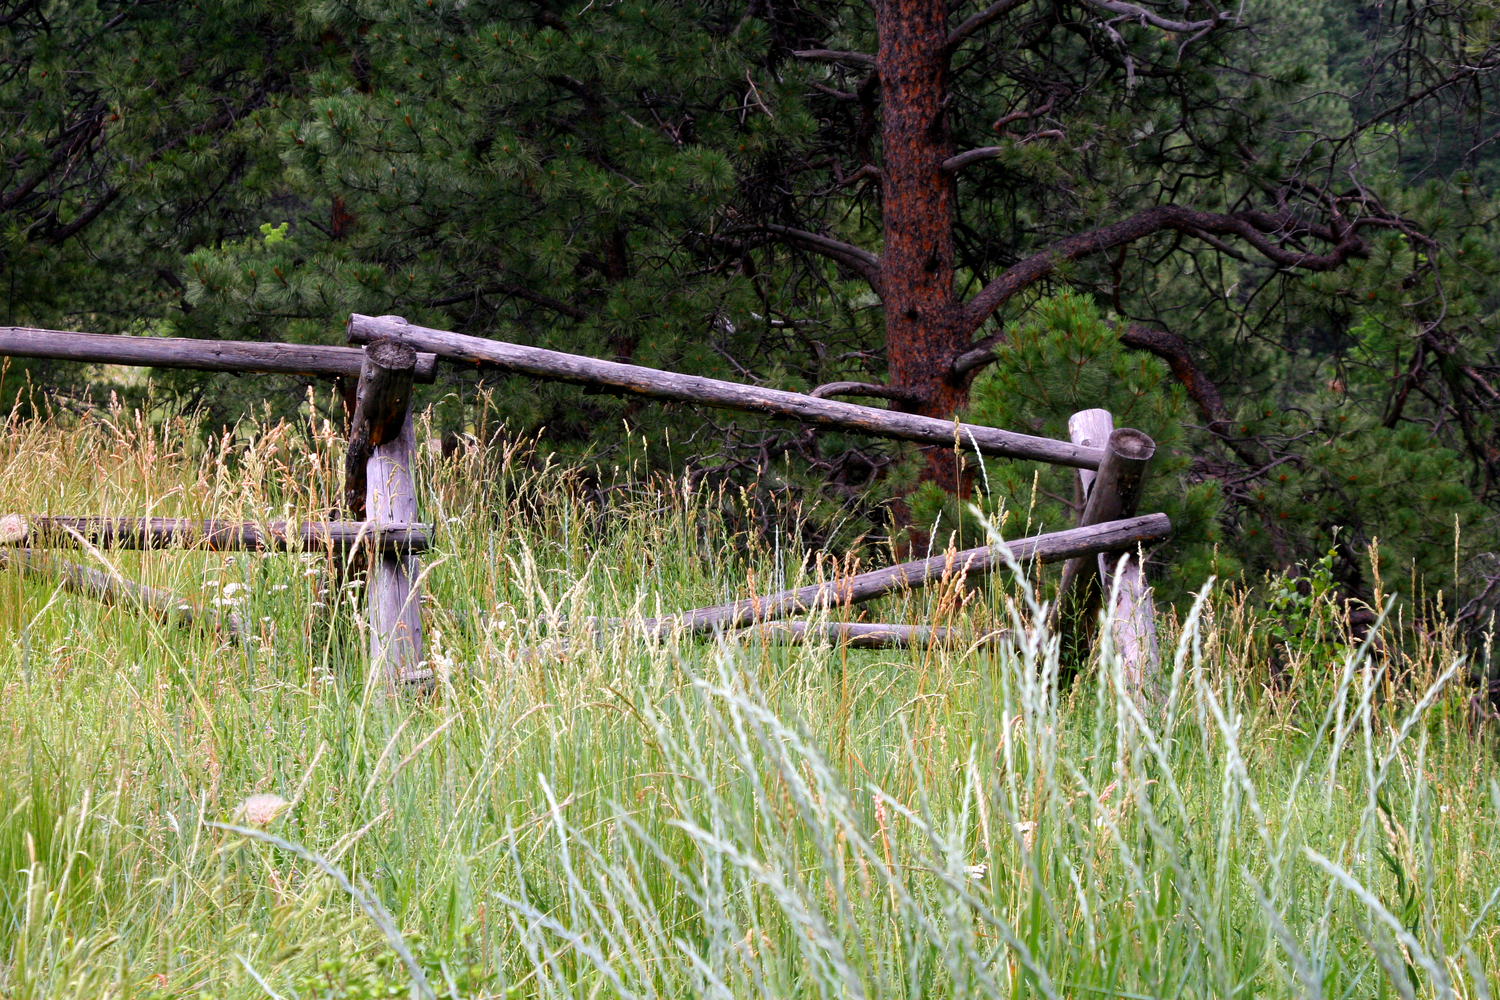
[346,314,1106,470]
[1,515,430,553]
[637,512,1170,637]
[730,621,1010,649]
[0,327,439,383]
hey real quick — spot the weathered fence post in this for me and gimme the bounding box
[1058,410,1161,693]
[344,340,425,688]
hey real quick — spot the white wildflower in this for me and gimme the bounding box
[235,793,289,826]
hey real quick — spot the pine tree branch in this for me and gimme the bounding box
[756,224,883,293]
[792,49,878,66]
[947,0,1030,50]
[809,381,924,403]
[427,282,589,320]
[959,204,1373,336]
[1078,0,1233,35]
[942,147,1003,173]
[1115,323,1227,422]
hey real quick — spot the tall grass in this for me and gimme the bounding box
[0,400,1496,1000]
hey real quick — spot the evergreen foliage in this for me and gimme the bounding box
[954,292,1228,599]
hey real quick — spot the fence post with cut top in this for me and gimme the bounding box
[345,340,425,688]
[1056,411,1161,693]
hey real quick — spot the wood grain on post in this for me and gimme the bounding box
[346,314,1105,470]
[344,341,418,520]
[349,341,425,687]
[1054,426,1154,628]
[1055,416,1161,690]
[6,516,429,553]
[0,327,438,382]
[639,513,1170,637]
[1070,409,1114,499]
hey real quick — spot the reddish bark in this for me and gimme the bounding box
[765,0,1396,517]
[875,0,970,496]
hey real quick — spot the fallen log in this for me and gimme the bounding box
[0,327,439,383]
[0,548,245,639]
[730,621,1010,649]
[1,515,429,553]
[640,512,1171,636]
[346,314,1105,470]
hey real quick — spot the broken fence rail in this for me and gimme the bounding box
[590,513,1170,640]
[0,548,246,640]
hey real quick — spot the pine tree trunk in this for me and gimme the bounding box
[876,0,970,495]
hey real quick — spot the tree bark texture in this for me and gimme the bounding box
[875,0,971,493]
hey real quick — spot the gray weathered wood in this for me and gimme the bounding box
[638,512,1170,637]
[1056,416,1161,690]
[1069,409,1114,498]
[0,327,438,382]
[1103,550,1161,695]
[1058,409,1119,624]
[347,314,1105,470]
[344,340,418,519]
[0,548,245,639]
[365,397,424,687]
[1054,426,1155,620]
[731,621,1010,649]
[6,516,429,553]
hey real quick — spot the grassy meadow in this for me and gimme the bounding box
[0,398,1497,1000]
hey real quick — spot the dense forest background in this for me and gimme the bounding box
[1,0,1498,620]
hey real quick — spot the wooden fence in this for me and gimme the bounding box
[1,319,1171,689]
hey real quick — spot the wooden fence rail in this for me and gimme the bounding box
[0,327,439,383]
[637,513,1170,637]
[1,320,1175,692]
[346,314,1105,470]
[2,516,429,553]
[0,548,246,639]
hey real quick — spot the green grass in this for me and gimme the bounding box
[0,403,1496,1000]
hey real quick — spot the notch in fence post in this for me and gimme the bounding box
[1055,411,1160,693]
[345,340,425,690]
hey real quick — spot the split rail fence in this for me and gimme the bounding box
[0,318,1171,688]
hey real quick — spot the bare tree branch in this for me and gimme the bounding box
[427,281,588,320]
[960,204,1373,334]
[942,147,1003,173]
[792,49,878,66]
[756,223,883,292]
[809,381,925,402]
[947,0,1030,49]
[1078,0,1234,35]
